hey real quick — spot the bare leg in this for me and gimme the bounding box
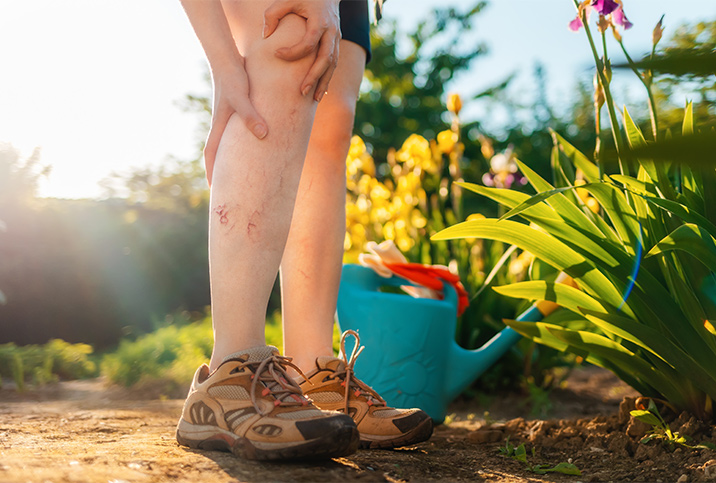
[208,0,317,371]
[281,40,366,372]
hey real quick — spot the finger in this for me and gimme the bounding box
[314,54,338,103]
[235,98,269,140]
[204,108,232,186]
[274,25,325,61]
[263,0,292,39]
[302,36,338,100]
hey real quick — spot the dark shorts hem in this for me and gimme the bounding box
[340,0,372,64]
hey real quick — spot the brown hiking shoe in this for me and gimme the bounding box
[176,345,359,460]
[300,331,433,449]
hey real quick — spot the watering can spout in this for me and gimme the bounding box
[443,273,578,402]
[444,305,544,402]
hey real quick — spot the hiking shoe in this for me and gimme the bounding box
[300,330,433,449]
[176,345,359,460]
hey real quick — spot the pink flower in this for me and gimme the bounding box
[569,16,584,32]
[569,0,632,32]
[611,6,633,29]
[591,0,619,15]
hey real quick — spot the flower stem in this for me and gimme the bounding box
[578,3,628,174]
[618,39,659,140]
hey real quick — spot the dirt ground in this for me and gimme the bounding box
[2,367,716,483]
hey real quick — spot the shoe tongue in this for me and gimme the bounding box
[222,345,279,364]
[316,355,345,372]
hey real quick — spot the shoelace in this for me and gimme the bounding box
[333,330,385,414]
[245,354,310,416]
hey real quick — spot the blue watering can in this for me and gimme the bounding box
[336,264,556,422]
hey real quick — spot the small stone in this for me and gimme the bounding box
[677,474,688,483]
[467,430,503,444]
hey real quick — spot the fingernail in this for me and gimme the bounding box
[255,124,268,139]
[302,85,312,96]
[316,91,326,102]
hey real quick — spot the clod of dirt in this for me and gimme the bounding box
[467,429,503,444]
[702,459,716,480]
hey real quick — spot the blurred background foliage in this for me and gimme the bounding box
[1,3,713,395]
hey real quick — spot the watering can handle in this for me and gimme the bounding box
[341,264,459,306]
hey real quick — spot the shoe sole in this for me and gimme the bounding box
[176,419,359,461]
[359,416,434,449]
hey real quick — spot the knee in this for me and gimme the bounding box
[244,14,315,81]
[313,93,358,159]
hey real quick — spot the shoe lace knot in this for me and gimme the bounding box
[248,354,310,416]
[334,330,385,414]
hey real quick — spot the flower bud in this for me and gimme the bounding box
[593,74,605,110]
[597,15,610,33]
[653,15,665,47]
[478,135,494,160]
[447,93,462,115]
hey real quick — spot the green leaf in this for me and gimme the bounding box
[611,175,649,196]
[432,218,624,308]
[642,196,716,239]
[515,159,608,241]
[613,49,716,77]
[499,186,576,222]
[579,308,716,399]
[580,182,640,253]
[695,442,716,450]
[546,462,582,476]
[504,320,653,396]
[683,101,694,137]
[623,107,676,200]
[630,409,661,427]
[551,130,600,182]
[493,281,608,314]
[641,434,657,444]
[471,244,518,302]
[646,224,716,274]
[544,327,684,404]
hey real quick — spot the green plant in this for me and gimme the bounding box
[631,399,716,450]
[101,316,213,388]
[0,339,96,389]
[99,310,340,393]
[434,4,716,421]
[498,437,581,475]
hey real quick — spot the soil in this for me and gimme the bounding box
[1,367,715,483]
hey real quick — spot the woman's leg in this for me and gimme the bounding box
[208,0,318,371]
[280,40,366,372]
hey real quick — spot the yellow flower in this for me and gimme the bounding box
[437,129,458,154]
[575,179,590,202]
[447,93,462,115]
[348,135,366,159]
[586,197,600,214]
[397,134,431,166]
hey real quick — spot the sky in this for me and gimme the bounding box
[0,0,712,199]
